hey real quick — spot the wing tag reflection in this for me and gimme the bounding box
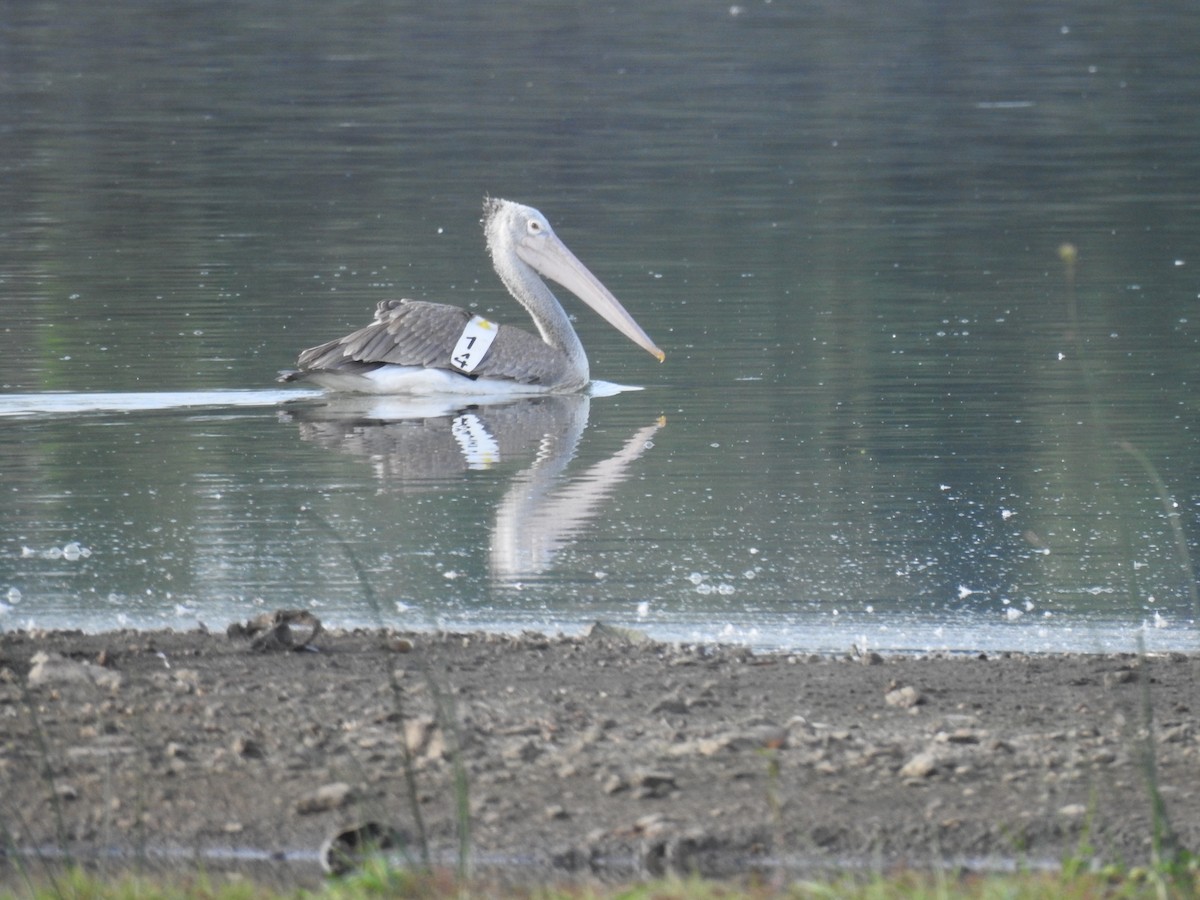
[450,412,501,469]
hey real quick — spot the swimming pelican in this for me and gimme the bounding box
[279,198,664,394]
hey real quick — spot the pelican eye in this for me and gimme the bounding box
[527,220,543,235]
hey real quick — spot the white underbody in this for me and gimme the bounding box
[304,365,557,397]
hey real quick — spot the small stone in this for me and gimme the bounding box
[295,781,356,814]
[885,684,922,709]
[936,728,980,744]
[649,696,690,715]
[164,741,188,759]
[27,652,122,691]
[169,669,201,693]
[899,752,938,779]
[421,728,447,761]
[404,716,438,755]
[786,716,814,738]
[633,770,677,798]
[1160,724,1192,744]
[634,813,669,836]
[1103,668,1138,688]
[232,735,267,759]
[544,804,569,820]
[501,738,542,763]
[688,737,720,756]
[602,774,627,794]
[233,609,323,652]
[1059,803,1087,818]
[584,621,652,645]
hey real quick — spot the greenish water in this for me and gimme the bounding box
[1,0,1198,652]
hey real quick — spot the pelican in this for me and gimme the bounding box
[279,198,664,394]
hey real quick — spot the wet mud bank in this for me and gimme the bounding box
[2,623,1198,888]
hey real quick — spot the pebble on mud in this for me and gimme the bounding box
[633,770,677,798]
[899,751,938,779]
[27,651,122,691]
[403,715,446,761]
[295,781,356,814]
[884,683,922,709]
[232,734,268,759]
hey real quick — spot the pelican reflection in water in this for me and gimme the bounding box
[281,393,664,580]
[280,198,664,394]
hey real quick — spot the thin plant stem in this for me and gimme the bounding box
[1118,440,1200,625]
[21,691,74,873]
[304,508,432,870]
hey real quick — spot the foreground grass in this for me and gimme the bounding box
[5,862,1200,900]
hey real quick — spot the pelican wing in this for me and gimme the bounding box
[293,299,568,385]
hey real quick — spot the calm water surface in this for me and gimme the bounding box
[2,1,1198,652]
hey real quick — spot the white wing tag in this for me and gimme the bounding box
[450,315,498,374]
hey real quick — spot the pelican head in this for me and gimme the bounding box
[482,198,665,364]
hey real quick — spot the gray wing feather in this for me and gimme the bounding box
[293,299,566,385]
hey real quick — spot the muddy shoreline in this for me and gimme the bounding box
[2,621,1198,888]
